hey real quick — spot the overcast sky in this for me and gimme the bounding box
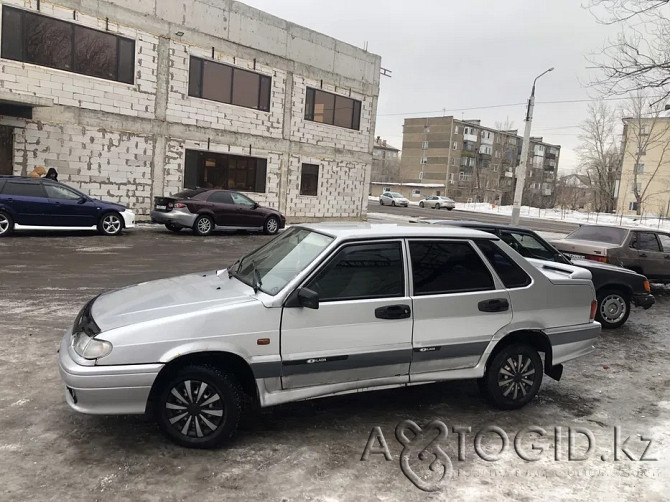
[243,0,623,173]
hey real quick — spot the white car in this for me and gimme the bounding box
[59,224,600,448]
[419,196,456,210]
[379,191,409,207]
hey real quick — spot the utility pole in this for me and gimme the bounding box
[511,67,554,225]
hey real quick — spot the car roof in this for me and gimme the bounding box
[571,224,663,233]
[297,222,498,240]
[415,219,532,232]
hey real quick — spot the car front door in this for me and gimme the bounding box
[0,180,51,225]
[206,190,236,227]
[280,240,413,390]
[408,239,512,379]
[230,192,264,228]
[630,231,666,279]
[43,184,97,226]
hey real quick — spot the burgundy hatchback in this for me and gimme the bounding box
[150,188,286,236]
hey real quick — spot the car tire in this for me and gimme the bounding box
[484,343,543,410]
[391,200,396,207]
[380,199,384,205]
[447,207,454,211]
[98,212,123,236]
[0,211,14,237]
[596,288,631,329]
[156,365,243,449]
[435,204,441,210]
[165,223,182,233]
[419,202,424,208]
[264,216,280,235]
[193,215,214,236]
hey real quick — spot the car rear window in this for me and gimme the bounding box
[475,240,532,289]
[2,181,46,197]
[565,226,628,245]
[173,188,208,199]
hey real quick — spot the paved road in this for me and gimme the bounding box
[372,203,580,233]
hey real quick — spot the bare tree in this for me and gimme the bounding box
[587,1,670,103]
[621,93,670,213]
[577,101,622,212]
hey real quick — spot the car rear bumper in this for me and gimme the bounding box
[150,209,196,228]
[58,331,162,415]
[545,322,600,365]
[632,292,655,309]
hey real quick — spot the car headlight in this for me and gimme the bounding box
[73,332,113,360]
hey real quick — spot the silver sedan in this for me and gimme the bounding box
[419,196,456,210]
[379,191,409,207]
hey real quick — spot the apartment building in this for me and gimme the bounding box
[0,0,381,220]
[617,116,670,216]
[370,136,400,182]
[400,116,560,206]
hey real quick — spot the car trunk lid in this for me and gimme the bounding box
[153,196,178,212]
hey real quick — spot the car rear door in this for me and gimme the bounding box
[1,180,51,225]
[657,233,670,280]
[43,183,97,226]
[631,231,666,279]
[206,190,236,226]
[408,239,513,379]
[280,240,412,390]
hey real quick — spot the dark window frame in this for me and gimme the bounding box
[1,6,135,85]
[1,180,47,198]
[304,87,362,130]
[188,56,272,112]
[184,149,268,194]
[475,239,532,289]
[299,163,319,196]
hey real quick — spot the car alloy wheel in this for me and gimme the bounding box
[485,343,542,409]
[264,216,279,235]
[596,289,630,329]
[419,202,424,208]
[193,215,213,236]
[435,204,441,210]
[392,200,396,206]
[157,365,242,448]
[99,212,122,236]
[0,212,13,237]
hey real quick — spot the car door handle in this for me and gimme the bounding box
[478,298,510,313]
[375,304,411,320]
[639,252,648,257]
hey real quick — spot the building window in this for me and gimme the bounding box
[420,156,427,165]
[422,141,429,149]
[493,164,499,172]
[629,201,639,211]
[454,126,459,135]
[453,141,458,150]
[450,157,455,166]
[1,6,135,84]
[412,189,421,197]
[300,163,319,196]
[184,150,267,192]
[424,126,430,133]
[448,173,455,183]
[305,87,361,130]
[635,163,645,174]
[188,56,271,112]
[633,182,642,193]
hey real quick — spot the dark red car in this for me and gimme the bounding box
[150,188,286,236]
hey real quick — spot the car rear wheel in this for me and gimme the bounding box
[484,343,543,409]
[447,207,454,211]
[391,200,396,207]
[596,289,630,329]
[193,215,213,236]
[419,202,424,208]
[435,203,441,210]
[98,212,123,236]
[0,211,14,237]
[165,223,182,233]
[156,365,242,449]
[379,199,384,205]
[264,216,279,235]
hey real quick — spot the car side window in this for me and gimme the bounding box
[409,240,494,295]
[230,192,256,207]
[2,181,46,198]
[475,240,532,288]
[44,184,81,200]
[500,231,556,261]
[306,242,404,302]
[207,191,233,204]
[658,234,670,252]
[634,232,661,252]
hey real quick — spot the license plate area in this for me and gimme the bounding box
[565,253,584,260]
[155,205,166,210]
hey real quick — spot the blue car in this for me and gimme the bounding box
[0,175,135,236]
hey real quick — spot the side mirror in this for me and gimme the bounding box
[252,202,259,209]
[297,287,319,309]
[77,196,88,204]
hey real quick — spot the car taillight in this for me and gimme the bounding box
[167,202,173,209]
[643,280,651,292]
[585,255,608,263]
[176,203,186,208]
[589,300,597,321]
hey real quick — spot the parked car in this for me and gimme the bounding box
[0,175,134,236]
[419,196,456,210]
[150,188,285,236]
[59,223,599,448]
[414,220,655,329]
[551,225,670,284]
[379,191,409,207]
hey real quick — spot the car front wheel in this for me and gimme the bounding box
[435,204,441,210]
[596,289,630,329]
[98,212,123,236]
[193,215,214,236]
[156,365,242,449]
[484,343,543,409]
[264,216,279,235]
[0,211,14,237]
[419,202,424,208]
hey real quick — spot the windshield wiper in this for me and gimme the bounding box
[251,260,262,293]
[228,257,242,278]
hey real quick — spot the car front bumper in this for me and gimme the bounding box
[121,210,136,229]
[150,208,197,228]
[632,292,655,309]
[58,330,162,415]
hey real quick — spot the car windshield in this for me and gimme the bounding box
[565,226,628,245]
[387,192,402,198]
[231,227,334,296]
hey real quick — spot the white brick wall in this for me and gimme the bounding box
[0,0,157,119]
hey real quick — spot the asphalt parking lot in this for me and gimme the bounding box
[0,225,669,501]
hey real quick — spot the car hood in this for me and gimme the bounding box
[91,270,256,331]
[569,257,641,276]
[90,198,128,212]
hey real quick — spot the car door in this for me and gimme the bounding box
[280,240,413,390]
[205,190,236,227]
[1,180,51,225]
[408,239,512,378]
[43,183,97,226]
[630,231,666,279]
[230,191,264,228]
[657,233,670,280]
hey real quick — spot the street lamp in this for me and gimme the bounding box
[510,67,554,225]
